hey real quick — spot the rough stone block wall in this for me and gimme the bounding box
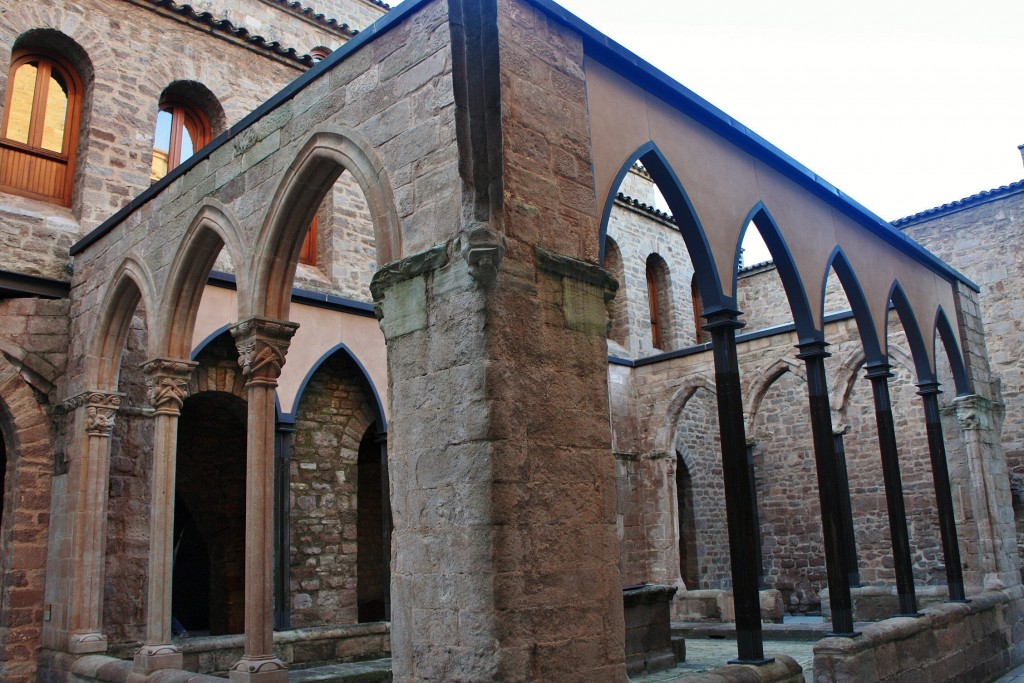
[290,350,376,628]
[0,297,69,395]
[101,312,152,646]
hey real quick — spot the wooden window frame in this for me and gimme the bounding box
[0,50,83,206]
[691,275,708,344]
[647,260,662,350]
[299,214,318,266]
[151,96,212,181]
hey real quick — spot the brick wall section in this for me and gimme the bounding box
[101,314,152,645]
[290,350,376,628]
[0,358,57,683]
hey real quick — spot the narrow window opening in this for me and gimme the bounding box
[151,97,211,182]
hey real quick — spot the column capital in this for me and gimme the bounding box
[701,307,745,331]
[795,339,831,360]
[142,358,198,416]
[230,318,299,387]
[863,360,894,381]
[953,393,992,431]
[916,380,943,397]
[63,390,124,437]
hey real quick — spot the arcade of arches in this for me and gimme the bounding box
[0,1,1022,682]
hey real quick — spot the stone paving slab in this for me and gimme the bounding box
[631,638,814,682]
[289,658,393,683]
[994,661,1024,682]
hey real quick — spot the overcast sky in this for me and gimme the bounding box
[392,0,1024,222]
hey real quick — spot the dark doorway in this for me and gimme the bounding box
[357,424,389,622]
[676,454,698,588]
[174,391,247,635]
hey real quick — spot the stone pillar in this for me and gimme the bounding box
[133,359,196,675]
[832,427,861,588]
[230,318,299,683]
[372,244,628,682]
[795,341,858,637]
[954,394,1017,588]
[704,309,769,664]
[863,362,919,616]
[62,390,123,654]
[916,382,966,601]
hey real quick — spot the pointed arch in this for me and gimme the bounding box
[745,357,806,436]
[934,307,970,396]
[733,202,817,343]
[598,143,725,313]
[286,343,387,432]
[159,200,248,360]
[885,281,934,385]
[830,344,917,420]
[251,127,400,321]
[88,255,157,389]
[821,247,884,364]
[659,374,717,455]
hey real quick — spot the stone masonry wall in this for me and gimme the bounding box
[290,350,376,628]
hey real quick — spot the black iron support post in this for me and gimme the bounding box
[704,309,772,665]
[832,429,861,588]
[864,362,920,616]
[917,382,967,602]
[795,340,858,637]
[273,419,295,631]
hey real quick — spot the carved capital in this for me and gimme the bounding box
[63,391,124,437]
[954,394,992,432]
[461,222,505,287]
[230,318,299,387]
[142,358,198,415]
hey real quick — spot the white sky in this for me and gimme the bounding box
[391,0,1024,223]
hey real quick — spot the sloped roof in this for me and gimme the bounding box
[892,179,1024,228]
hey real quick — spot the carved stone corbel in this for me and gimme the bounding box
[461,222,505,286]
[230,318,299,387]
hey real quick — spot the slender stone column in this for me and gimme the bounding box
[832,427,861,588]
[273,420,295,631]
[230,318,299,683]
[916,382,966,602]
[703,309,770,664]
[133,359,197,674]
[794,341,858,637]
[62,390,124,654]
[864,362,919,616]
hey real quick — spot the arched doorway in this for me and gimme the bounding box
[173,391,247,635]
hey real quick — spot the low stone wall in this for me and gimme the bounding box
[821,585,951,622]
[676,589,785,623]
[814,585,1024,682]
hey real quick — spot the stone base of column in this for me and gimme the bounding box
[229,656,288,683]
[68,631,107,654]
[133,644,183,673]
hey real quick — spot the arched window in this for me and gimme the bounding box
[151,98,211,181]
[0,50,83,206]
[691,274,708,344]
[646,254,674,351]
[309,46,333,62]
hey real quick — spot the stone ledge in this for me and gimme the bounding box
[673,654,804,683]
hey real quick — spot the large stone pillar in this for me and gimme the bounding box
[863,362,919,616]
[703,309,768,664]
[133,358,196,675]
[230,318,299,683]
[62,390,123,655]
[795,341,858,637]
[371,243,628,682]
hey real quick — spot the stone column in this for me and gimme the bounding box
[62,390,124,654]
[916,382,966,601]
[863,362,919,616]
[133,359,196,675]
[230,318,299,683]
[795,341,858,637]
[704,309,769,664]
[832,426,861,588]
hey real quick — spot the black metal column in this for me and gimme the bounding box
[917,382,967,602]
[377,430,392,621]
[832,429,861,588]
[864,362,920,616]
[704,309,771,665]
[795,341,858,637]
[273,420,295,631]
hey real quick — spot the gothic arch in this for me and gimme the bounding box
[599,143,724,313]
[830,344,917,422]
[251,127,401,321]
[660,374,717,457]
[159,200,248,360]
[821,247,884,364]
[745,356,806,436]
[289,343,387,430]
[934,307,970,395]
[88,254,157,390]
[0,335,57,395]
[734,202,816,343]
[885,281,933,385]
[0,355,55,683]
